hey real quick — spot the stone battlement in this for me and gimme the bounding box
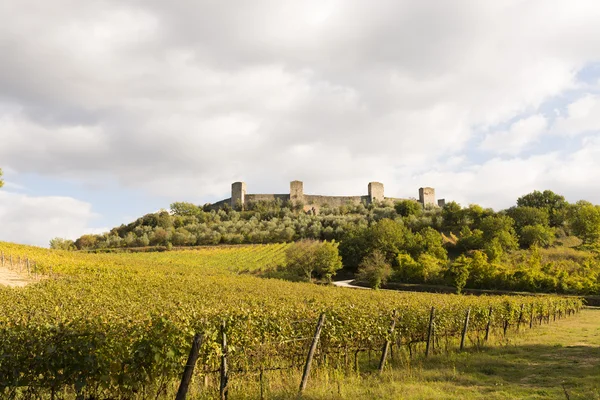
[211,181,444,211]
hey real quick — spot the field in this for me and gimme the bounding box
[0,242,583,399]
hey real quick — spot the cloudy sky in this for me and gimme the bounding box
[1,0,600,246]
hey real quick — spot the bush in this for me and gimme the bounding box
[445,255,470,294]
[568,201,600,244]
[357,250,392,289]
[393,253,421,282]
[284,240,342,282]
[519,224,556,248]
[395,200,422,217]
[49,238,75,251]
[417,254,445,283]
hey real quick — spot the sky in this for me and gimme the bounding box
[1,0,600,246]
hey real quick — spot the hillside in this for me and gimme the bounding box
[60,190,600,296]
[0,242,581,399]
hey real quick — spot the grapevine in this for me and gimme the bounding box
[0,242,582,398]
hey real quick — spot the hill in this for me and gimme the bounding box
[61,189,600,296]
[0,241,581,399]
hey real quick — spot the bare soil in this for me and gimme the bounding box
[0,266,31,287]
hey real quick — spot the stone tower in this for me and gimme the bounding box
[419,187,436,207]
[231,182,247,208]
[368,182,384,203]
[290,180,304,203]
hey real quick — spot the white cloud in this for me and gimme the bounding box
[0,191,97,246]
[412,136,600,210]
[553,94,600,136]
[480,114,548,155]
[0,0,600,232]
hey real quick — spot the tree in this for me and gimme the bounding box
[416,254,445,283]
[74,234,98,250]
[483,237,504,262]
[285,240,342,282]
[368,219,411,263]
[339,219,411,271]
[394,200,422,217]
[394,253,421,282]
[568,201,600,244]
[150,227,171,246]
[49,237,75,250]
[445,255,470,294]
[156,211,174,229]
[505,206,550,234]
[517,190,568,227]
[170,202,202,217]
[463,204,494,228]
[456,227,484,252]
[412,227,448,261]
[479,215,519,252]
[312,241,343,282]
[519,224,556,248]
[441,201,465,233]
[172,228,195,246]
[467,250,496,288]
[357,250,392,289]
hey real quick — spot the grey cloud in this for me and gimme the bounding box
[1,0,600,202]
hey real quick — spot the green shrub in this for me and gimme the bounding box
[519,224,556,248]
[445,255,470,294]
[357,250,392,289]
[284,240,342,282]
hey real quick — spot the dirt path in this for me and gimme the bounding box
[332,279,368,289]
[0,266,31,287]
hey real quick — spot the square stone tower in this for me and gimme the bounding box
[290,180,304,203]
[368,182,384,203]
[231,182,247,208]
[419,187,436,207]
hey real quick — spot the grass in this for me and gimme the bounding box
[203,308,600,399]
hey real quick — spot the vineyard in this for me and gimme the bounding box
[0,242,583,399]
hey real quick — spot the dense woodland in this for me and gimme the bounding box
[56,190,600,295]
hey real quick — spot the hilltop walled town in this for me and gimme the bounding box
[209,181,445,212]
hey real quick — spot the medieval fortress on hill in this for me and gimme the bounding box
[211,181,445,212]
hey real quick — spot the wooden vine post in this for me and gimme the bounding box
[220,322,229,400]
[176,333,204,400]
[378,310,397,373]
[425,306,435,357]
[460,308,471,351]
[484,307,493,342]
[299,313,326,394]
[529,304,534,329]
[517,304,524,332]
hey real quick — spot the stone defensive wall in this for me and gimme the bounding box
[209,181,445,211]
[304,195,369,208]
[245,194,289,203]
